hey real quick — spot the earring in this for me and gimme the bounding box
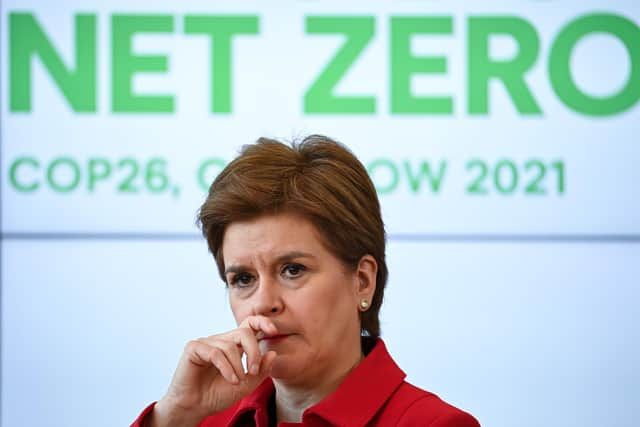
[359,299,369,310]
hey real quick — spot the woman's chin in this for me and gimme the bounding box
[268,355,304,382]
[269,356,291,379]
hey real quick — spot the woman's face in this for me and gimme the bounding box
[221,212,375,385]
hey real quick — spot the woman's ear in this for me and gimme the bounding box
[355,254,377,305]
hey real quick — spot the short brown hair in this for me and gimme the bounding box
[197,135,387,338]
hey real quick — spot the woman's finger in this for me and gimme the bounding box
[258,350,277,377]
[184,340,240,385]
[232,328,262,376]
[198,337,246,381]
[239,315,278,338]
[207,347,241,385]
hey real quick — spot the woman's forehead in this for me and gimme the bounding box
[221,212,327,261]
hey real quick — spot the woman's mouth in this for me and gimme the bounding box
[260,334,291,344]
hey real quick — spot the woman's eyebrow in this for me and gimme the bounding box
[224,265,248,276]
[274,251,315,263]
[224,252,315,275]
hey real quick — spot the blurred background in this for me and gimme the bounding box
[2,1,639,426]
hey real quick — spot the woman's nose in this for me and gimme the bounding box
[252,276,284,316]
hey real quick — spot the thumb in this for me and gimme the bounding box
[258,351,277,378]
[237,350,277,393]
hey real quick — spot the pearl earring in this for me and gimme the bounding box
[360,299,370,310]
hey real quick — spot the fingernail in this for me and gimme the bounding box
[231,374,239,384]
[250,363,259,375]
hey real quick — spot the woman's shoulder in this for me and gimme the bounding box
[375,381,481,427]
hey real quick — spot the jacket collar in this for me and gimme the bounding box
[227,339,406,426]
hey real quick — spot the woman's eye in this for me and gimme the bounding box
[230,273,254,287]
[283,264,305,278]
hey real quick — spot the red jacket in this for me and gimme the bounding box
[132,340,480,426]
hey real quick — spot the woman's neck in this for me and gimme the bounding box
[273,349,364,423]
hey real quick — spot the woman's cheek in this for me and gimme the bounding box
[230,300,250,323]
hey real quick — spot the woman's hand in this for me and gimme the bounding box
[148,316,279,427]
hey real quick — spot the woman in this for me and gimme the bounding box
[132,135,480,427]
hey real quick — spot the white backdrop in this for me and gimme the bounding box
[2,1,639,426]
